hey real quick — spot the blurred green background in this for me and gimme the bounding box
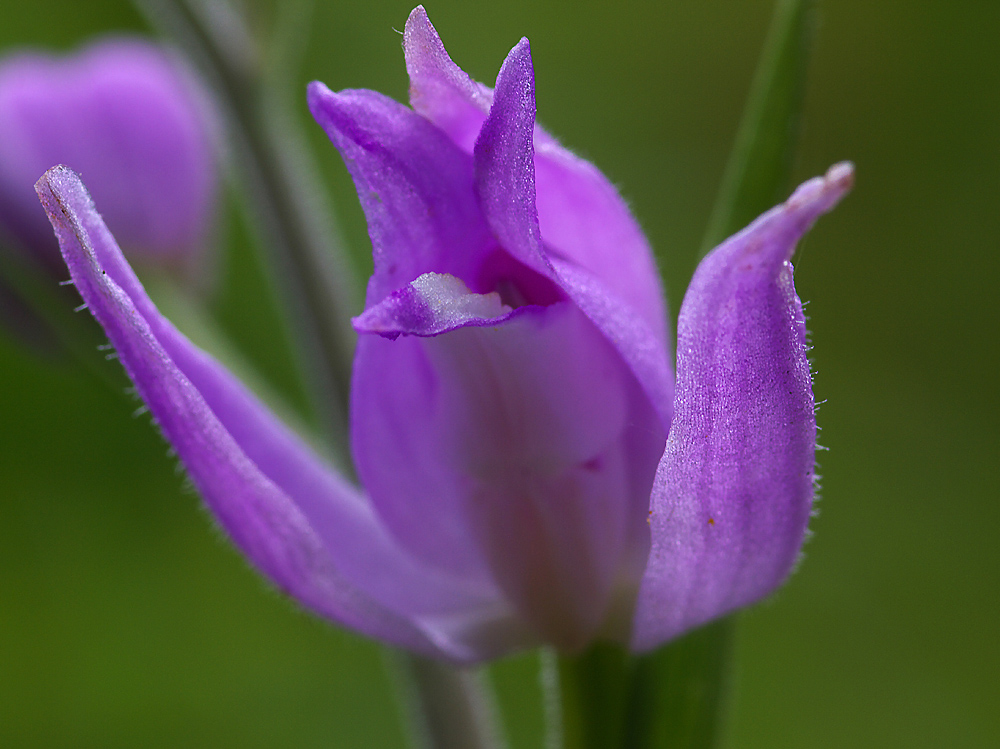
[2,0,997,747]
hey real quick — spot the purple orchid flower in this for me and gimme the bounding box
[0,38,218,275]
[35,7,851,663]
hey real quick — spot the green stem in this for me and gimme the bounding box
[547,621,734,749]
[131,0,359,459]
[623,618,735,749]
[550,644,631,749]
[390,652,506,749]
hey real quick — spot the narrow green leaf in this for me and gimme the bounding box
[700,0,816,255]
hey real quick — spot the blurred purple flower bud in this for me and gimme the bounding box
[35,8,851,662]
[0,37,219,275]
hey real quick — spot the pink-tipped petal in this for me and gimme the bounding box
[632,164,854,651]
[403,6,492,153]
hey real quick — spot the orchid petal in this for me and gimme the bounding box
[35,165,496,659]
[351,333,497,584]
[533,143,669,346]
[470,39,675,431]
[353,301,658,648]
[553,258,675,431]
[632,163,854,651]
[307,83,495,307]
[403,6,491,153]
[472,38,551,277]
[405,9,669,344]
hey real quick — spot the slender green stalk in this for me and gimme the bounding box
[131,0,360,460]
[623,619,735,749]
[700,0,816,255]
[390,652,506,749]
[547,622,734,749]
[551,644,631,749]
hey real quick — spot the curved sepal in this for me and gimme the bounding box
[35,165,479,659]
[632,163,853,651]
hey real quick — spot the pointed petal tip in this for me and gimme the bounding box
[406,5,429,27]
[305,79,326,96]
[492,38,534,106]
[827,160,856,189]
[704,161,855,272]
[505,37,533,69]
[785,160,855,222]
[306,80,334,111]
[306,83,375,143]
[35,165,91,250]
[35,163,74,194]
[403,5,441,59]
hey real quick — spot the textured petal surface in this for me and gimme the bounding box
[0,39,217,268]
[403,6,492,153]
[632,163,854,651]
[533,142,669,345]
[35,166,501,659]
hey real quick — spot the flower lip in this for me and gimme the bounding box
[352,271,527,340]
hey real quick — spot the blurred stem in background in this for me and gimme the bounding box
[0,247,124,391]
[131,0,360,463]
[392,653,506,749]
[551,0,815,746]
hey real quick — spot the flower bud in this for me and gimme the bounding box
[0,38,219,276]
